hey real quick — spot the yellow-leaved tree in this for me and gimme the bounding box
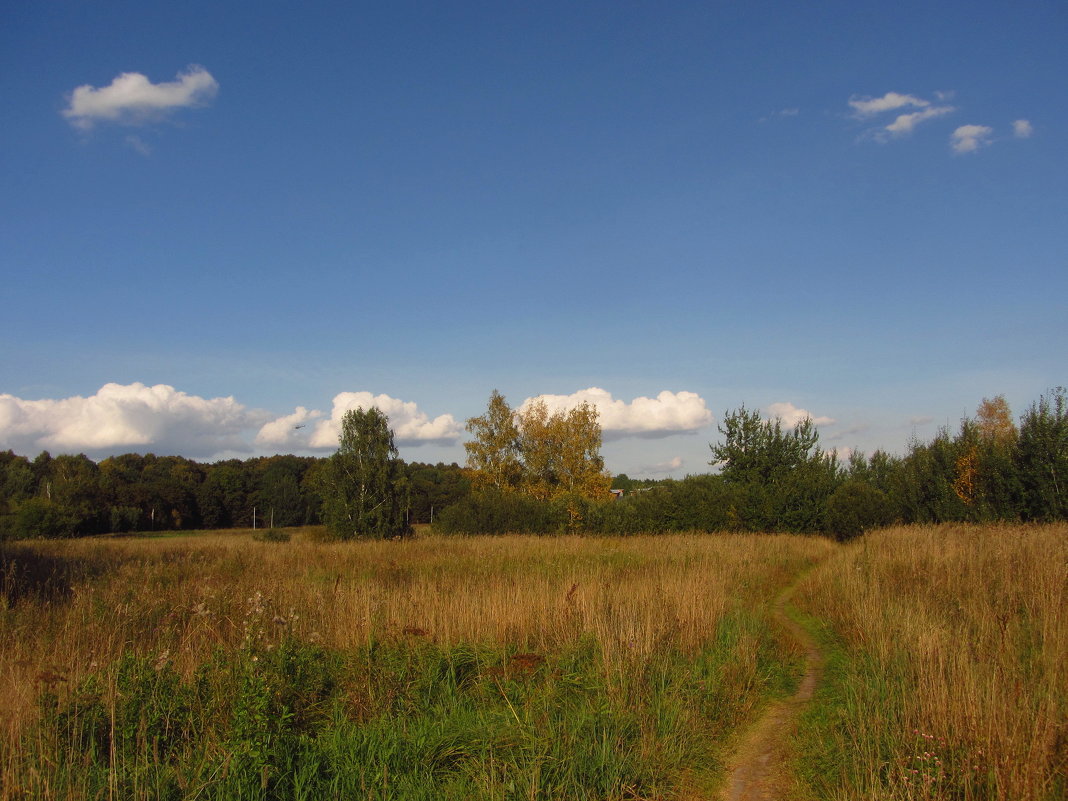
[465,391,611,502]
[976,395,1017,445]
[463,390,522,492]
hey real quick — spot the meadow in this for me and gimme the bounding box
[0,524,1063,800]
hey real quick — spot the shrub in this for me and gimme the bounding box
[823,480,895,540]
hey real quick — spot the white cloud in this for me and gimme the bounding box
[883,105,955,136]
[254,406,324,450]
[909,416,934,426]
[0,383,261,457]
[63,66,218,129]
[765,402,834,428]
[273,392,463,449]
[848,92,956,142]
[518,388,713,440]
[950,124,994,154]
[1012,119,1033,138]
[849,92,929,116]
[647,456,684,474]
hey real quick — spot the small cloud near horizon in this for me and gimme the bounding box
[765,401,834,428]
[0,382,261,458]
[647,456,684,474]
[258,392,463,449]
[518,388,714,440]
[1012,119,1033,138]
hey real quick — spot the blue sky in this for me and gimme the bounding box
[2,0,1065,476]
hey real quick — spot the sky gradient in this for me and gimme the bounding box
[2,0,1065,476]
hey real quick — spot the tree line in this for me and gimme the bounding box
[0,447,469,540]
[438,388,1068,539]
[2,388,1065,540]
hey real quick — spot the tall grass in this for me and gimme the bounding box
[792,523,1067,801]
[0,531,832,799]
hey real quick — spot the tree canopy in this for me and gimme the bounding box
[318,408,410,539]
[465,391,610,502]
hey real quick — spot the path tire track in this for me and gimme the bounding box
[719,576,822,801]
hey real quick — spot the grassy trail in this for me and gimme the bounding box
[719,564,826,801]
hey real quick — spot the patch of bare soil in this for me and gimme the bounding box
[719,580,823,801]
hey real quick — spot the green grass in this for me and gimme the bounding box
[13,620,801,800]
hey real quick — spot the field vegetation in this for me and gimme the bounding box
[2,523,1062,800]
[1,529,832,800]
[791,523,1066,801]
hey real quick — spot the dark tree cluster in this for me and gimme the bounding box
[0,446,469,540]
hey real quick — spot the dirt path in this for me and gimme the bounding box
[718,577,823,801]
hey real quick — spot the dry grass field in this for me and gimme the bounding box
[0,524,1063,800]
[0,530,831,799]
[792,523,1067,801]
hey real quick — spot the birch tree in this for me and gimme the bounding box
[464,390,522,492]
[320,407,408,538]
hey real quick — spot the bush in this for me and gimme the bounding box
[824,480,895,540]
[11,498,76,539]
[433,489,561,534]
[252,527,292,543]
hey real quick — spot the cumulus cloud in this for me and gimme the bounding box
[63,66,218,129]
[1012,119,1033,138]
[950,124,994,154]
[0,383,262,457]
[849,92,929,116]
[765,402,834,428]
[848,91,955,141]
[518,388,714,440]
[258,392,462,450]
[254,406,324,450]
[883,105,955,136]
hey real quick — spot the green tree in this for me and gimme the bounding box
[319,408,409,539]
[709,406,840,532]
[402,462,471,524]
[824,480,895,540]
[1016,387,1068,521]
[197,462,252,529]
[464,390,522,492]
[0,452,35,538]
[892,429,968,524]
